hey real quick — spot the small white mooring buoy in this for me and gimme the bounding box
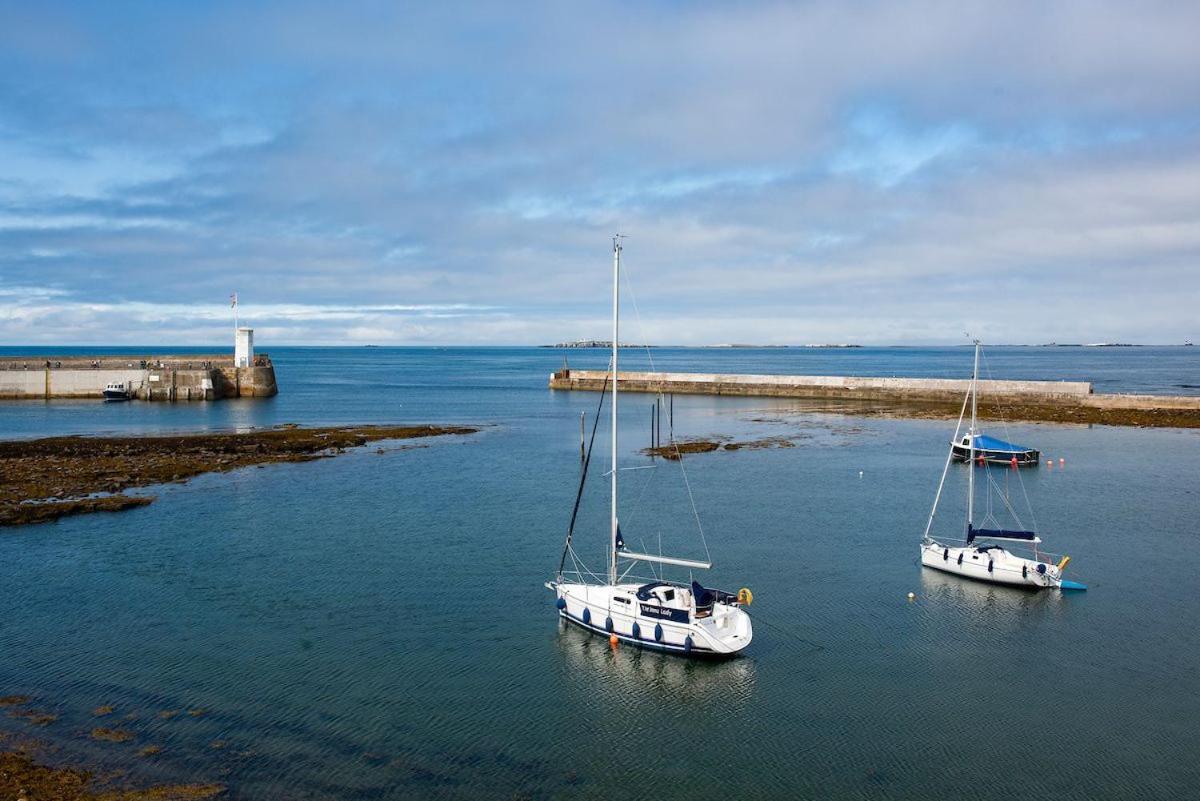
[907,592,915,601]
[858,470,864,478]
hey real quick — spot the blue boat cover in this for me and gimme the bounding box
[971,434,1035,454]
[636,581,673,601]
[968,525,1038,543]
[691,580,716,609]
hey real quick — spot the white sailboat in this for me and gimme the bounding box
[920,342,1087,591]
[545,237,754,657]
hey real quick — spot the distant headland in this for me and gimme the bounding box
[543,340,655,348]
[542,341,862,349]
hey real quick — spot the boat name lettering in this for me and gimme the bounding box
[639,604,689,623]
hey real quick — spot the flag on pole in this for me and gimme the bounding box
[230,292,238,308]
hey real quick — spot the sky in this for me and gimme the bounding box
[1,0,1198,346]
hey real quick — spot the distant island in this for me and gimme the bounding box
[543,340,656,348]
[543,341,861,349]
[1036,343,1141,347]
[705,343,863,348]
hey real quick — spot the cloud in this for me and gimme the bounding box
[0,1,1197,345]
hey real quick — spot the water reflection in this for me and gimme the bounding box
[555,619,757,708]
[919,567,1072,622]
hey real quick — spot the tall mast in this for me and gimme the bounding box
[609,236,621,585]
[967,340,979,532]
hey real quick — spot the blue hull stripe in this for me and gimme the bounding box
[558,610,727,657]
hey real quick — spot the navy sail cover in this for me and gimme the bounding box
[691,580,716,608]
[967,525,1037,543]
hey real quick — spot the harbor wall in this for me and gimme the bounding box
[547,369,1200,427]
[0,355,278,401]
[548,369,1094,403]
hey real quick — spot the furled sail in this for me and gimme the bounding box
[967,525,1039,543]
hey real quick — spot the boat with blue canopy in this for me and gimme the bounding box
[920,341,1086,590]
[951,432,1039,465]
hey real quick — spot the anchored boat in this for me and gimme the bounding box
[951,432,1039,465]
[103,381,131,401]
[920,342,1086,591]
[546,237,754,657]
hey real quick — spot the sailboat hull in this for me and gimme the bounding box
[551,582,751,658]
[951,443,1039,465]
[920,541,1062,589]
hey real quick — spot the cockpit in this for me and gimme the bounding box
[635,581,692,609]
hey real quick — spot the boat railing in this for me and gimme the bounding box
[558,568,674,586]
[927,535,1065,565]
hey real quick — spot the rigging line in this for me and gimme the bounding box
[978,348,1039,532]
[676,443,713,564]
[619,560,641,582]
[637,538,660,581]
[751,614,826,654]
[566,543,605,584]
[619,446,661,538]
[984,466,1027,528]
[558,366,611,579]
[617,243,659,375]
[923,375,972,540]
[620,249,713,565]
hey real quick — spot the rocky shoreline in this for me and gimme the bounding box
[787,398,1200,428]
[642,436,798,460]
[1,695,223,800]
[0,747,224,800]
[0,425,477,528]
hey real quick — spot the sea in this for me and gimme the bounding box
[0,346,1197,800]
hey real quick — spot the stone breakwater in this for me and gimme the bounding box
[0,424,478,527]
[549,369,1200,428]
[0,354,277,400]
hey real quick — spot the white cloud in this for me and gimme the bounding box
[0,1,1197,344]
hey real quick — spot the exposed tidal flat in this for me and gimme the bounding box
[1,346,1199,800]
[0,425,478,527]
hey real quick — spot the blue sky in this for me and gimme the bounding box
[1,0,1197,345]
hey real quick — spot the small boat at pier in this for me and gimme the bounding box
[546,237,754,657]
[920,342,1086,591]
[103,381,131,401]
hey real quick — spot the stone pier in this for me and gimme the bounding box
[548,369,1200,427]
[0,354,278,401]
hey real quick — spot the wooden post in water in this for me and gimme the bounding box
[580,411,586,462]
[656,394,662,449]
[669,394,674,442]
[650,404,656,450]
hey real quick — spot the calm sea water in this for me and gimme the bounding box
[1,347,1198,800]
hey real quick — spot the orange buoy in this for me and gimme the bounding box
[1059,457,1065,465]
[609,634,619,647]
[1010,456,1018,469]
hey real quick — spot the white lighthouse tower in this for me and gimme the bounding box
[235,327,255,367]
